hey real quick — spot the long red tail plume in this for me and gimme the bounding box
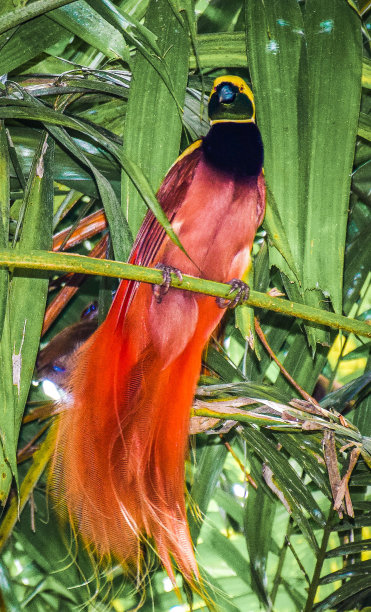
[50,75,266,586]
[51,274,233,581]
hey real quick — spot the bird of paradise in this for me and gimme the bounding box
[50,75,265,586]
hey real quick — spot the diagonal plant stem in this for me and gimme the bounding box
[271,517,294,605]
[0,0,76,36]
[303,508,335,612]
[0,249,369,338]
[220,436,257,489]
[286,535,311,585]
[254,318,320,403]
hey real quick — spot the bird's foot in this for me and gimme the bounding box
[217,279,250,309]
[153,263,183,303]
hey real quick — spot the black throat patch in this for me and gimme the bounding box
[202,122,263,179]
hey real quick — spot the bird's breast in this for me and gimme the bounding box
[159,156,262,283]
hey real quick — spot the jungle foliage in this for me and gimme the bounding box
[0,0,370,610]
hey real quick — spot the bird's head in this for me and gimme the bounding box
[208,76,255,124]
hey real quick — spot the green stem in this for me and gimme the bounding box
[0,0,75,36]
[271,517,293,605]
[303,509,334,612]
[0,248,370,338]
[286,535,311,585]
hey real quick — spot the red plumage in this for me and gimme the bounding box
[50,77,265,584]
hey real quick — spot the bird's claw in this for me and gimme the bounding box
[153,263,183,303]
[217,279,250,309]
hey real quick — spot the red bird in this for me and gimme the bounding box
[50,75,265,584]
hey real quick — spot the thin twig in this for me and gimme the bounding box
[254,318,319,404]
[286,535,311,584]
[220,436,257,489]
[304,509,335,612]
[271,517,293,605]
[17,422,50,463]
